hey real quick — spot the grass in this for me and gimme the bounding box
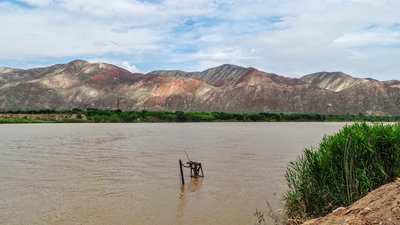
[254,201,283,225]
[0,118,49,123]
[0,118,83,123]
[282,122,400,223]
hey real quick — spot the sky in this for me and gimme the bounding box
[0,0,399,80]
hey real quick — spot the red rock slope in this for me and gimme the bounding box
[0,60,399,115]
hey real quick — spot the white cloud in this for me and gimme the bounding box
[57,0,160,19]
[86,58,143,73]
[333,31,400,47]
[1,0,400,80]
[121,61,142,73]
[0,4,162,59]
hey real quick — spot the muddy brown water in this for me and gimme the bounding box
[0,122,348,225]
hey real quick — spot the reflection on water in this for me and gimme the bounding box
[184,177,204,192]
[0,123,347,225]
[178,178,204,222]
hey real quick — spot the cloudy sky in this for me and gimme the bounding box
[0,0,399,80]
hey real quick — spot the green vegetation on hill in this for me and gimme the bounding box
[1,109,400,123]
[283,122,400,223]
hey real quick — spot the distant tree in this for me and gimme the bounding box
[109,113,121,122]
[175,111,188,122]
[92,115,104,122]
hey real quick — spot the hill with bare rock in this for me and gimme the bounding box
[0,60,399,115]
[298,72,374,92]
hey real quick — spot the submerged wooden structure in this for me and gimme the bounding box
[179,159,204,185]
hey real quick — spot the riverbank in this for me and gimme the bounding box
[302,178,400,225]
[0,113,87,123]
[1,109,399,123]
[281,122,400,224]
[0,113,87,121]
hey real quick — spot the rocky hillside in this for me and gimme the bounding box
[0,60,399,115]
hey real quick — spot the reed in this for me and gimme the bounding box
[283,122,400,222]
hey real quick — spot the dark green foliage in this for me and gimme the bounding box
[0,118,48,123]
[119,111,139,122]
[92,114,107,122]
[283,122,400,222]
[109,113,121,122]
[58,118,78,123]
[1,109,400,123]
[247,113,266,121]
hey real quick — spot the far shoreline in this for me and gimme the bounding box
[0,109,399,124]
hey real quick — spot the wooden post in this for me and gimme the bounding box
[190,163,193,177]
[199,163,204,177]
[179,159,185,185]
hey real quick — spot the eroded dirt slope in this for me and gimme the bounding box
[302,178,400,225]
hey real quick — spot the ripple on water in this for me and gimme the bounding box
[0,122,346,225]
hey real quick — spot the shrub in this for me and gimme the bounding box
[175,111,188,122]
[92,114,105,122]
[283,122,400,222]
[109,113,121,122]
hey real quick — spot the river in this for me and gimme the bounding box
[0,122,348,225]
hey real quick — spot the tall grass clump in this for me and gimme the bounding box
[283,122,400,222]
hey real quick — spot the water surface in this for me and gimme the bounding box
[0,122,348,224]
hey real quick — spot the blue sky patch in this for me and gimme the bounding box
[0,0,399,80]
[1,0,34,8]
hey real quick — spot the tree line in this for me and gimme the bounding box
[1,108,399,122]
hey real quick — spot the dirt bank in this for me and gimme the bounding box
[302,178,400,225]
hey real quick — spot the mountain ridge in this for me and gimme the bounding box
[0,60,399,115]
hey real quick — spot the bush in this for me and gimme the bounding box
[175,111,188,122]
[283,122,400,222]
[92,114,105,122]
[109,113,121,122]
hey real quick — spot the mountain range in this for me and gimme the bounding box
[0,60,399,115]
